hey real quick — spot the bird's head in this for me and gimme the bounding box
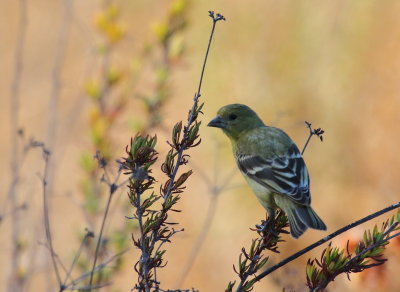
[207,104,265,140]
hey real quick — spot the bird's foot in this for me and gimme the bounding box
[255,219,279,237]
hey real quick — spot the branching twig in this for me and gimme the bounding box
[252,202,400,284]
[159,289,199,292]
[87,192,112,287]
[301,121,324,155]
[62,249,128,290]
[227,211,289,292]
[61,229,94,288]
[36,142,63,287]
[34,141,105,292]
[123,11,225,292]
[163,11,225,202]
[88,155,123,289]
[307,213,400,291]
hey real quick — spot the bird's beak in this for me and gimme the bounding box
[207,116,225,128]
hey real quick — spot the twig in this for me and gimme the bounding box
[41,242,70,277]
[0,203,27,221]
[301,121,324,155]
[197,12,225,94]
[61,229,94,289]
[39,144,63,286]
[310,224,400,292]
[126,11,225,291]
[163,11,225,201]
[231,211,289,292]
[62,282,111,291]
[63,249,128,290]
[159,289,198,292]
[252,202,400,283]
[155,9,226,281]
[236,258,259,292]
[7,0,27,290]
[46,0,73,194]
[136,186,151,292]
[88,169,120,289]
[143,13,225,282]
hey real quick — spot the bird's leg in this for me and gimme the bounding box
[266,208,276,222]
[256,208,278,236]
[255,216,268,231]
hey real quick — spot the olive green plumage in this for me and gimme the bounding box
[208,104,326,238]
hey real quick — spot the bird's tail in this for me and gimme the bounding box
[277,199,326,238]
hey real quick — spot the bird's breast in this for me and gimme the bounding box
[243,175,277,210]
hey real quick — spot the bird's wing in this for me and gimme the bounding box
[237,144,311,205]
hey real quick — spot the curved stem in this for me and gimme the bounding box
[253,202,400,283]
[88,191,114,289]
[7,0,27,290]
[42,151,63,286]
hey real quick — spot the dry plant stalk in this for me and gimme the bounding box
[306,211,400,291]
[121,11,225,292]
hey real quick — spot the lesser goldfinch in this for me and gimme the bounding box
[208,104,326,238]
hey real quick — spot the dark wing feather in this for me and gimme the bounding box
[237,144,311,205]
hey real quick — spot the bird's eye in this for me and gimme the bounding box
[229,114,238,121]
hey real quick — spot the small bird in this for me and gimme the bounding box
[208,104,326,238]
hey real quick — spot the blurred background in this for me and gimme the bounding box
[1,0,400,291]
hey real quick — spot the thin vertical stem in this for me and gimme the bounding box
[301,134,313,155]
[88,190,114,289]
[46,0,73,207]
[7,0,27,291]
[163,13,224,201]
[132,11,225,290]
[136,190,151,292]
[196,18,217,95]
[301,121,324,155]
[61,230,93,290]
[42,151,63,286]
